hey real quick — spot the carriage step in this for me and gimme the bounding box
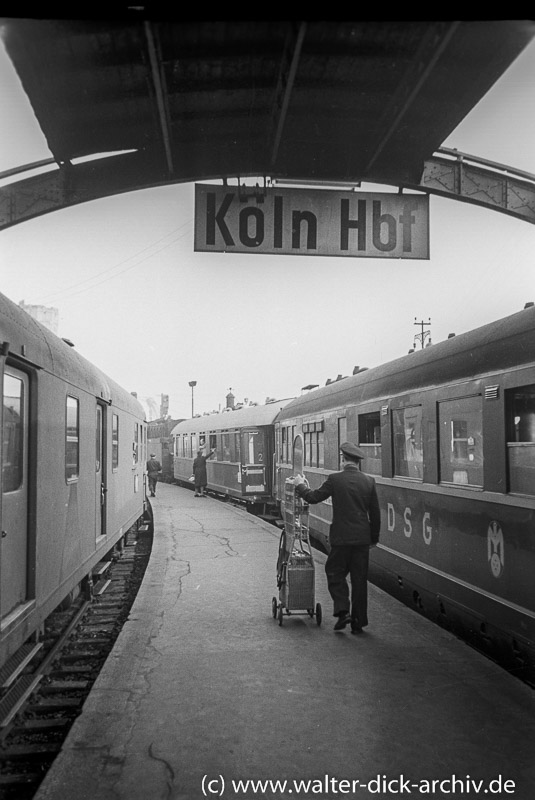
[0,643,43,689]
[258,514,283,525]
[92,561,112,578]
[93,579,111,596]
[0,673,43,727]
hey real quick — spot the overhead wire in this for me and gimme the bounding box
[36,218,193,303]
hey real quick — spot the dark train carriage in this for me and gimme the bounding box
[1,291,148,671]
[147,416,184,482]
[171,399,293,513]
[275,304,535,678]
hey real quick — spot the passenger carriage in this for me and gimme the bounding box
[171,399,293,515]
[0,291,148,671]
[274,304,535,678]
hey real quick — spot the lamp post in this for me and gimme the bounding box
[188,380,197,417]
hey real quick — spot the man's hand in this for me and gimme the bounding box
[293,473,306,486]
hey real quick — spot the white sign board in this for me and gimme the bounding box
[194,184,429,259]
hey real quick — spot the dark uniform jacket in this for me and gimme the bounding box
[147,458,161,478]
[295,463,380,546]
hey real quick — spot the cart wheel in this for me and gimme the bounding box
[277,604,283,626]
[315,603,322,626]
[272,597,278,619]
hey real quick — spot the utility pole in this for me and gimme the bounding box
[414,317,431,349]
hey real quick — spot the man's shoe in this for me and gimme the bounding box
[333,613,351,631]
[351,620,367,634]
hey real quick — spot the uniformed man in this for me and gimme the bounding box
[292,441,381,633]
[146,453,162,497]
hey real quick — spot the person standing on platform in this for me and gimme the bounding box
[192,447,216,497]
[291,442,381,633]
[147,453,162,497]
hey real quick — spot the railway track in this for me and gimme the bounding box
[0,523,153,800]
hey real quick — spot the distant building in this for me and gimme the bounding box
[19,300,59,334]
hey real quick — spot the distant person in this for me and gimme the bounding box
[147,453,162,497]
[290,442,380,633]
[192,447,216,497]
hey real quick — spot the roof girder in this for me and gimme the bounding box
[1,148,534,232]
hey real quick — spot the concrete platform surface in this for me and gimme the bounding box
[35,483,535,800]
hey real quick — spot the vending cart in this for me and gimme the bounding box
[272,479,322,626]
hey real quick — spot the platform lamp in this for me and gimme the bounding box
[188,380,197,418]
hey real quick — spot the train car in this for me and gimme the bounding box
[171,399,294,515]
[274,304,535,680]
[147,416,184,482]
[1,291,149,672]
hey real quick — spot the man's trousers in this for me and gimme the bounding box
[324,544,370,626]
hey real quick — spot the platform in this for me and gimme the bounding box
[35,483,535,800]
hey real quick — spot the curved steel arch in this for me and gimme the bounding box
[420,148,535,224]
[1,146,534,232]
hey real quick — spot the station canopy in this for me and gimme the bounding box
[1,19,535,214]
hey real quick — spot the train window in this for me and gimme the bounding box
[96,407,102,473]
[209,434,217,455]
[438,396,483,486]
[338,417,347,469]
[199,434,206,448]
[358,411,381,475]
[112,413,119,470]
[246,432,261,463]
[304,425,324,468]
[222,432,231,460]
[66,396,80,481]
[2,373,24,492]
[281,426,296,463]
[234,432,241,462]
[507,384,535,495]
[392,406,423,480]
[293,434,304,472]
[133,423,139,466]
[191,434,197,454]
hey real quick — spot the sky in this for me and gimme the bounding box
[1,24,535,421]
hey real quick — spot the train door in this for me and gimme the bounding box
[1,367,30,619]
[240,429,266,495]
[292,434,304,474]
[95,402,107,539]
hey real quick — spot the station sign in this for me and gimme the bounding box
[194,184,429,259]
